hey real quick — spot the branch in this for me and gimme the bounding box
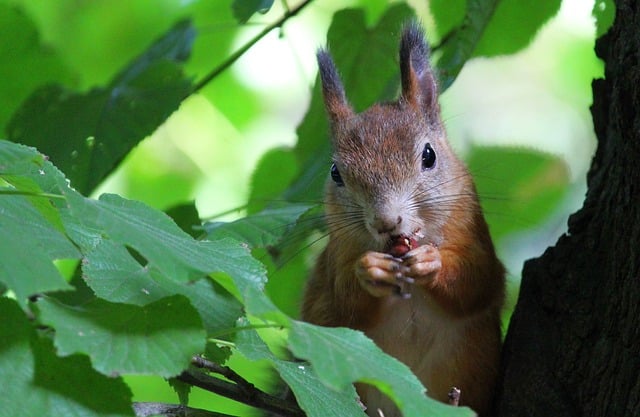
[178,360,304,417]
[190,355,254,392]
[133,402,234,417]
[192,0,314,93]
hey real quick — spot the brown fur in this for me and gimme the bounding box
[302,22,505,417]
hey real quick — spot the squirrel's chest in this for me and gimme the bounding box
[359,289,465,416]
[365,287,464,375]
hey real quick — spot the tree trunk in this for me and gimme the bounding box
[493,0,640,416]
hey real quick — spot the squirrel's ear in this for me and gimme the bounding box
[317,49,353,122]
[399,21,439,119]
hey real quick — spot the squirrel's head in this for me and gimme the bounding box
[317,21,473,249]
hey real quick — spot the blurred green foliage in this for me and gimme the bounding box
[0,0,609,416]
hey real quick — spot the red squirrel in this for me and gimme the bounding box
[301,22,505,416]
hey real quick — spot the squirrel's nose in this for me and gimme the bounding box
[372,215,403,235]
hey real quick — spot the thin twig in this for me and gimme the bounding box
[178,369,304,417]
[192,0,314,93]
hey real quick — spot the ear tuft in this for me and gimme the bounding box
[399,21,439,118]
[317,49,353,121]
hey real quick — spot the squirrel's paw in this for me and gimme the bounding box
[355,251,412,298]
[402,244,442,282]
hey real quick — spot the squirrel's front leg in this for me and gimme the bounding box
[355,252,413,297]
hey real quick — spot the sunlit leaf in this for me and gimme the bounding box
[37,295,205,378]
[0,298,133,417]
[7,20,196,195]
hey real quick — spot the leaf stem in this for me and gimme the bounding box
[192,0,314,93]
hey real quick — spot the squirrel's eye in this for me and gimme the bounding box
[421,143,436,170]
[330,163,344,186]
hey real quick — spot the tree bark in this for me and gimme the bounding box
[493,0,640,416]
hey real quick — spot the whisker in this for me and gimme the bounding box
[270,215,365,269]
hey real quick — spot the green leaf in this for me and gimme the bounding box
[63,192,266,295]
[431,0,499,89]
[593,0,615,37]
[0,297,133,417]
[36,295,205,378]
[204,203,319,318]
[0,141,86,305]
[167,377,192,406]
[244,285,292,326]
[288,4,415,202]
[232,0,275,23]
[165,201,202,238]
[0,5,74,133]
[288,321,474,417]
[7,20,196,195]
[204,342,233,365]
[432,0,561,88]
[0,141,81,305]
[1,141,259,325]
[473,0,561,57]
[429,0,465,41]
[233,325,275,362]
[467,146,570,241]
[248,146,299,214]
[82,239,242,335]
[204,204,314,249]
[277,360,366,417]
[235,327,366,417]
[0,196,76,305]
[0,140,68,230]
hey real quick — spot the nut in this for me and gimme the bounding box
[388,235,418,257]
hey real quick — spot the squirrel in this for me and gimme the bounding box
[301,21,505,417]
